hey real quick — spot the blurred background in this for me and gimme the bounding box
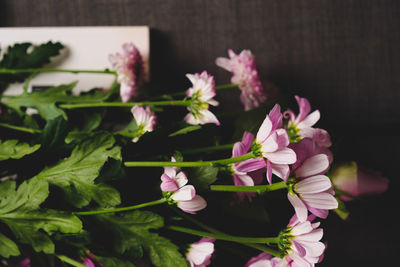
[1,1,398,266]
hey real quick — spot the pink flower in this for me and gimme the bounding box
[160,157,207,214]
[109,43,145,102]
[232,131,266,201]
[287,153,338,221]
[284,96,331,148]
[82,258,95,267]
[131,105,156,142]
[186,238,215,267]
[185,71,220,126]
[216,49,267,110]
[278,214,326,267]
[330,161,389,201]
[254,104,297,184]
[160,157,188,192]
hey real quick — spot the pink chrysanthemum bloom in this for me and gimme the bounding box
[216,49,267,111]
[330,161,389,201]
[186,238,215,267]
[109,43,145,102]
[284,96,331,148]
[160,158,207,214]
[277,214,326,267]
[185,71,220,126]
[287,153,338,221]
[253,104,297,184]
[231,131,266,201]
[131,105,156,142]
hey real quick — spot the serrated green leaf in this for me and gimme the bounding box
[0,42,64,92]
[0,232,20,258]
[34,132,122,208]
[186,166,219,191]
[168,125,202,137]
[2,82,110,121]
[94,255,135,267]
[95,211,186,267]
[0,179,82,254]
[37,116,69,151]
[0,139,40,161]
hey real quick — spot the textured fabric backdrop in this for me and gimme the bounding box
[1,1,398,266]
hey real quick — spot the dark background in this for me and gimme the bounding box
[1,1,399,266]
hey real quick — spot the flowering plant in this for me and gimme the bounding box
[0,42,388,267]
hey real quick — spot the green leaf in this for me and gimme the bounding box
[34,132,122,208]
[0,139,40,161]
[168,125,202,137]
[2,82,110,121]
[0,42,64,92]
[0,232,20,258]
[186,166,219,191]
[94,255,135,267]
[37,116,69,151]
[95,211,186,267]
[65,109,105,143]
[0,179,82,254]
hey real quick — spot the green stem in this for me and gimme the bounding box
[215,83,239,91]
[210,181,288,194]
[169,207,282,257]
[0,122,42,134]
[180,143,235,155]
[0,68,117,75]
[167,225,279,244]
[56,255,87,267]
[73,198,167,216]
[168,83,238,97]
[59,100,191,109]
[124,152,256,168]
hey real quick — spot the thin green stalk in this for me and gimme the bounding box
[167,225,279,244]
[180,143,235,155]
[124,152,256,168]
[0,122,42,134]
[0,68,117,75]
[59,100,191,109]
[56,255,87,267]
[210,181,288,194]
[73,198,167,216]
[170,207,282,257]
[168,83,238,97]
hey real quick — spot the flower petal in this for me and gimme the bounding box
[295,154,329,178]
[236,158,266,173]
[295,175,333,194]
[172,185,196,201]
[264,148,297,164]
[270,163,290,181]
[301,193,338,210]
[288,193,308,222]
[256,115,273,143]
[298,110,320,129]
[178,195,207,213]
[175,171,188,188]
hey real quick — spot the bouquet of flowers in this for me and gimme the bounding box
[0,42,388,267]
